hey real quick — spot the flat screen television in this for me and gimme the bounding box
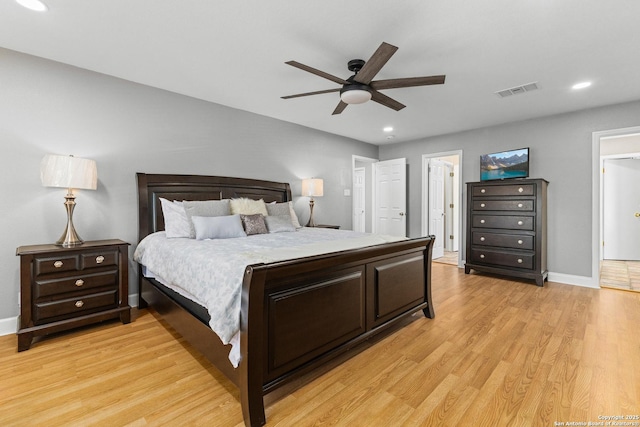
[480,147,529,181]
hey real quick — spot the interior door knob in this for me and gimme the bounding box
[399,212,405,216]
[636,212,640,218]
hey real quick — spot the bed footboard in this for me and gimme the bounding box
[239,236,434,426]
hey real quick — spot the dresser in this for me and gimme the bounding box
[464,179,548,286]
[16,239,131,351]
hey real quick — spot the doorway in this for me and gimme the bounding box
[352,155,377,233]
[593,128,640,292]
[422,150,463,266]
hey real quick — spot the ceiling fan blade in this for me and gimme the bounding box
[371,90,406,111]
[353,42,398,85]
[332,101,348,115]
[281,88,341,99]
[285,61,349,85]
[370,75,446,90]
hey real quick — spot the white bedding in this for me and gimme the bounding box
[133,227,405,367]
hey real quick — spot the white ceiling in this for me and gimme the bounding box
[2,0,640,145]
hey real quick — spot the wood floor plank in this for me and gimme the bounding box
[1,264,639,426]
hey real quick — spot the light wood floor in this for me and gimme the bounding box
[2,264,639,426]
[600,259,640,292]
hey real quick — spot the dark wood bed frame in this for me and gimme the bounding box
[136,173,435,426]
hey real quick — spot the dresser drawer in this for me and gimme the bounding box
[35,255,79,276]
[472,232,534,250]
[470,249,534,270]
[81,250,118,269]
[473,184,534,197]
[472,215,534,231]
[472,200,534,211]
[33,289,119,324]
[34,270,118,299]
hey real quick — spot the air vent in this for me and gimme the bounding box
[495,82,539,98]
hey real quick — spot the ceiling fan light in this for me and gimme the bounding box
[340,88,372,105]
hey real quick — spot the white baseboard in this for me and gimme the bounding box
[0,316,18,336]
[0,293,140,337]
[547,272,598,288]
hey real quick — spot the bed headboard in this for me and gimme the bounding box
[136,173,292,242]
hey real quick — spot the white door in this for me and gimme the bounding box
[603,158,640,260]
[374,158,406,237]
[429,159,445,259]
[353,167,366,233]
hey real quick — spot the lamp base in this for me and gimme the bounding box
[56,193,84,247]
[306,198,316,227]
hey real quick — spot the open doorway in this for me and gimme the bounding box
[422,150,463,267]
[352,155,377,233]
[592,127,640,292]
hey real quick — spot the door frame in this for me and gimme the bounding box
[352,155,378,232]
[591,126,640,286]
[422,150,464,267]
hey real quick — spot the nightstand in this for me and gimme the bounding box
[313,224,340,229]
[16,239,131,351]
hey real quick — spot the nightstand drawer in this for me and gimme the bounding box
[81,250,118,269]
[33,289,119,324]
[35,255,79,276]
[34,270,118,299]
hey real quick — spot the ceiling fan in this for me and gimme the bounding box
[281,42,445,115]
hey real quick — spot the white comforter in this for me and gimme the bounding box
[134,228,405,366]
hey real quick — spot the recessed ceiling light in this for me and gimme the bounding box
[572,81,592,90]
[16,0,48,11]
[383,126,394,132]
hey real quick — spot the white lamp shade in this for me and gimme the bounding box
[302,178,323,197]
[340,89,372,105]
[40,154,98,190]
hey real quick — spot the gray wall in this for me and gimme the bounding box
[380,100,640,277]
[0,48,377,322]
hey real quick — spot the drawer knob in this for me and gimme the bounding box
[54,260,63,268]
[95,255,105,264]
[517,259,523,264]
[517,220,524,226]
[518,203,523,208]
[480,236,486,241]
[518,187,523,193]
[75,300,84,308]
[480,219,486,224]
[75,279,84,287]
[480,189,486,193]
[518,240,523,245]
[480,203,486,208]
[480,254,485,259]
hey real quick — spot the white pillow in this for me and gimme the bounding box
[183,199,231,238]
[230,198,268,216]
[267,201,302,229]
[191,215,247,240]
[265,215,296,233]
[160,198,191,238]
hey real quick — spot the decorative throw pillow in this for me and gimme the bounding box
[230,198,268,216]
[191,214,247,240]
[265,215,296,233]
[183,199,231,238]
[240,214,268,235]
[160,198,191,238]
[267,201,302,228]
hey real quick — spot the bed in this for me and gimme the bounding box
[135,173,435,426]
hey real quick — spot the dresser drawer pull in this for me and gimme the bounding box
[480,188,486,193]
[518,240,523,245]
[518,187,523,193]
[518,203,523,208]
[95,255,105,264]
[480,254,485,259]
[480,236,485,241]
[480,203,486,208]
[517,259,523,264]
[517,220,524,226]
[75,300,84,308]
[480,219,486,224]
[75,279,84,287]
[54,260,63,268]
